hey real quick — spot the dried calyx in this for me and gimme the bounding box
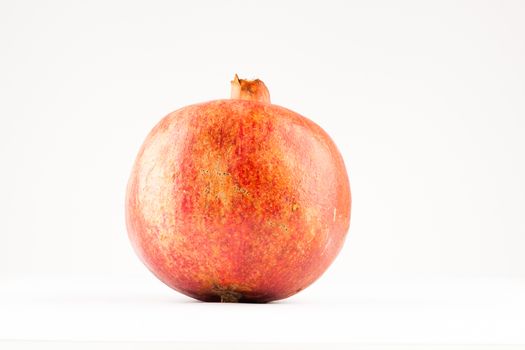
[230,74,271,103]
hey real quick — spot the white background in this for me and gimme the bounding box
[1,0,525,347]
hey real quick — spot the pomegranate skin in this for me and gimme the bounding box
[126,99,351,302]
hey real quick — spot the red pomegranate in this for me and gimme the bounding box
[126,76,351,302]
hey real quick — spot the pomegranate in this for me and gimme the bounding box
[125,75,351,302]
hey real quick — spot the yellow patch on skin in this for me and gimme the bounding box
[159,232,169,243]
[198,165,235,210]
[150,228,174,268]
[211,245,220,258]
[292,203,299,211]
[306,226,316,243]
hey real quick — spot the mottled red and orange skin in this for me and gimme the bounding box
[126,79,350,302]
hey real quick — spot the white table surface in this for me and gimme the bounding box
[1,275,524,348]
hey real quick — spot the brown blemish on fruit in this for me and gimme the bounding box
[159,232,169,243]
[233,183,249,196]
[211,284,244,303]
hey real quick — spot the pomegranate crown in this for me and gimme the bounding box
[230,74,270,103]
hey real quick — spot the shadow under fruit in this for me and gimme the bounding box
[125,75,351,302]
